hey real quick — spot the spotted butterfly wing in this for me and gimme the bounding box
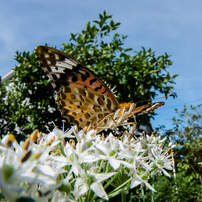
[35,46,164,131]
[35,46,120,129]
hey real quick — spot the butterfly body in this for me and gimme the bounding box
[35,46,164,133]
[94,102,136,132]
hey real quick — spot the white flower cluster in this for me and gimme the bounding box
[0,126,175,202]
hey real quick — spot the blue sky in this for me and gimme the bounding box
[1,0,202,131]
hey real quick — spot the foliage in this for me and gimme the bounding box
[0,52,62,140]
[0,10,177,138]
[62,10,177,127]
[163,105,202,185]
[145,171,202,202]
[150,104,202,201]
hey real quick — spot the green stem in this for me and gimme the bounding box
[141,185,145,202]
[85,190,89,202]
[108,184,130,199]
[98,159,105,173]
[121,192,126,202]
[108,177,132,193]
[151,175,154,202]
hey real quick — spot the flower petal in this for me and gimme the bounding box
[90,182,108,200]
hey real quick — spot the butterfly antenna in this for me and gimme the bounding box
[136,94,174,104]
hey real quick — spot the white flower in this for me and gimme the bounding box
[149,148,173,177]
[0,124,174,201]
[130,172,156,192]
[41,126,76,148]
[73,168,116,200]
[94,138,121,170]
[51,190,75,202]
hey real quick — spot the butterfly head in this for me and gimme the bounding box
[113,103,136,123]
[119,103,136,111]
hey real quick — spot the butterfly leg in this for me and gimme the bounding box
[129,115,137,140]
[120,122,136,126]
[96,126,121,135]
[94,113,114,130]
[95,114,123,134]
[129,121,137,140]
[119,129,129,139]
[119,121,137,140]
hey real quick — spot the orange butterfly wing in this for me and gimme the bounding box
[128,102,165,119]
[35,46,119,128]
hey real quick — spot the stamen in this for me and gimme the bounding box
[45,136,55,146]
[21,150,32,163]
[30,130,38,142]
[23,138,30,150]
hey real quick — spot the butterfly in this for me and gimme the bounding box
[35,46,165,133]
